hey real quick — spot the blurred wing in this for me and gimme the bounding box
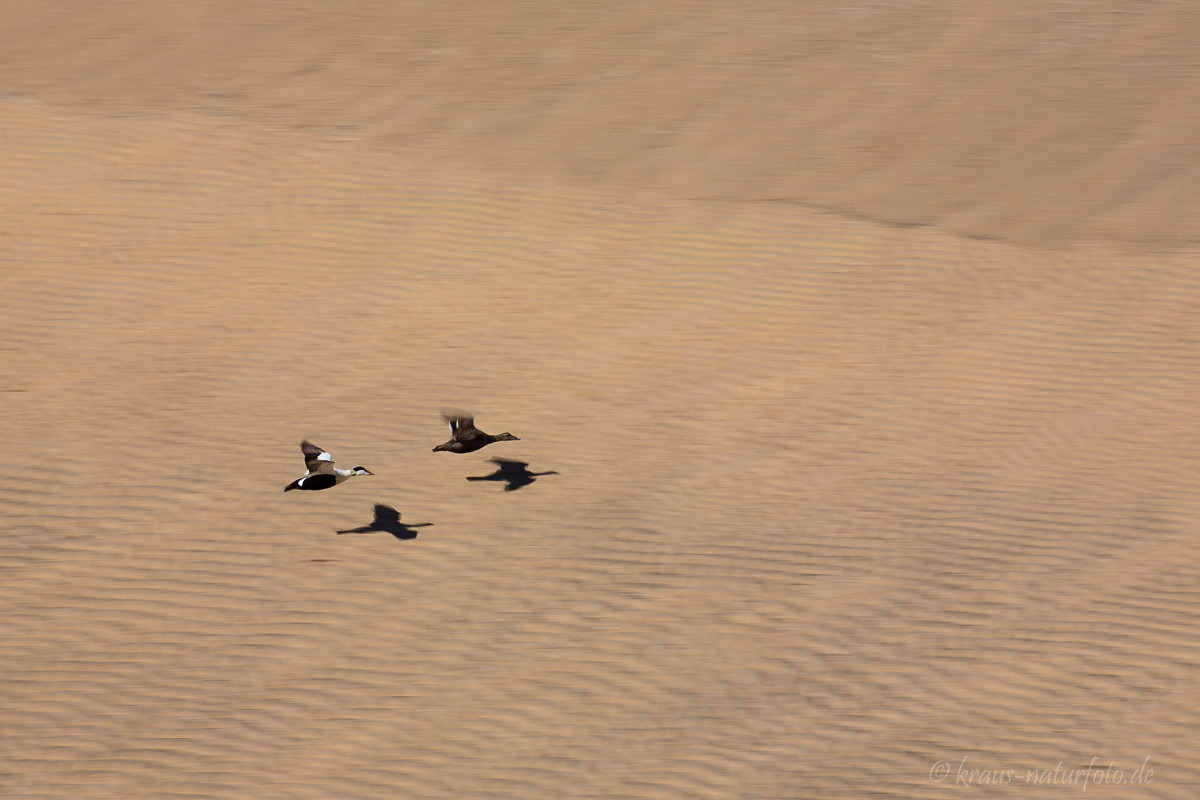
[373,504,402,525]
[442,411,476,439]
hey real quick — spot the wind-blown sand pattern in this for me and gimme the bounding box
[2,4,1198,798]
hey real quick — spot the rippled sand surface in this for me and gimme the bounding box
[2,4,1198,798]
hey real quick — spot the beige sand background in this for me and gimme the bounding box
[2,2,1198,798]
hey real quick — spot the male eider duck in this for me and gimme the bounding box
[432,411,519,454]
[283,440,373,492]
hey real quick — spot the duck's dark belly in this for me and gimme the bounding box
[299,473,338,490]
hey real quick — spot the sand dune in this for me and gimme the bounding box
[5,1,1200,247]
[2,4,1199,798]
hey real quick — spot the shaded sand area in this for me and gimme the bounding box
[2,3,1199,798]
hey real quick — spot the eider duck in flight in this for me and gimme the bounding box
[432,411,519,454]
[283,441,373,492]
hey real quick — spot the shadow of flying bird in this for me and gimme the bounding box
[466,458,559,492]
[336,504,433,540]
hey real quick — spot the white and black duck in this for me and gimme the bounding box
[283,441,373,492]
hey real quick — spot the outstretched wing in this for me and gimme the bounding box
[300,440,336,474]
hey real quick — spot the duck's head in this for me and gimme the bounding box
[352,466,374,476]
[494,433,520,442]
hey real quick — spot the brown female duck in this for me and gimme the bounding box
[432,411,519,454]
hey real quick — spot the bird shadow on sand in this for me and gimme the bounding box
[466,458,559,492]
[336,504,432,540]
